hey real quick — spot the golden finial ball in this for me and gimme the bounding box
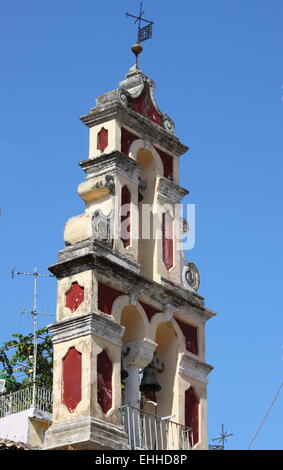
[131,42,143,56]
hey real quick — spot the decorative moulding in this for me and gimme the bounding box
[79,151,142,185]
[49,312,125,346]
[179,354,213,384]
[157,177,189,204]
[80,102,188,158]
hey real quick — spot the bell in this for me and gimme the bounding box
[139,365,162,394]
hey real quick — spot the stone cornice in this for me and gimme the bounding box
[79,151,142,185]
[49,246,216,324]
[80,102,188,158]
[157,177,189,204]
[48,312,124,346]
[57,240,141,274]
[179,354,213,384]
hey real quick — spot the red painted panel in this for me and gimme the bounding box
[121,185,131,248]
[175,319,198,355]
[156,148,173,181]
[129,88,162,126]
[62,347,82,413]
[132,92,145,116]
[65,281,84,313]
[97,350,112,414]
[98,282,123,315]
[185,387,199,446]
[162,212,174,271]
[97,127,108,153]
[121,128,137,155]
[147,103,161,126]
[139,301,160,321]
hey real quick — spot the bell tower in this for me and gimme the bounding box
[43,43,215,451]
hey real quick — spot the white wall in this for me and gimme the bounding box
[0,408,34,443]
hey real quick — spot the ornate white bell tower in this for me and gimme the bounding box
[43,43,215,450]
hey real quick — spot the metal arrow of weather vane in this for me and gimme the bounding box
[126,2,154,66]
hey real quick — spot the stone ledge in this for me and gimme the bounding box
[48,312,124,346]
[43,416,129,450]
[179,354,213,384]
[57,240,141,274]
[157,177,189,204]
[79,151,142,185]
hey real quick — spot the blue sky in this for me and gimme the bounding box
[0,0,282,450]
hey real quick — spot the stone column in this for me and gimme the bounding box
[123,339,156,409]
[122,338,157,448]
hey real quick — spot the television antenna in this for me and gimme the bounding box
[210,424,233,450]
[11,267,55,407]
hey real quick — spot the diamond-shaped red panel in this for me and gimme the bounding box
[65,281,84,313]
[97,127,108,153]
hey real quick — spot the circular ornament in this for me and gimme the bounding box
[119,90,128,106]
[164,119,175,134]
[182,262,200,291]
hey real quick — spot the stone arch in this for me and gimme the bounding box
[171,318,188,354]
[111,295,130,322]
[111,295,151,342]
[150,314,186,354]
[128,139,163,177]
[111,295,149,331]
[120,304,148,343]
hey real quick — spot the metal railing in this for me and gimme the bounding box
[0,386,52,418]
[121,405,193,450]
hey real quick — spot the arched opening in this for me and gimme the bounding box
[137,149,156,278]
[120,305,145,343]
[120,305,147,409]
[153,322,179,419]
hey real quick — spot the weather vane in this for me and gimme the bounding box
[126,2,154,67]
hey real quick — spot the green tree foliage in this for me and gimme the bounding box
[0,327,53,392]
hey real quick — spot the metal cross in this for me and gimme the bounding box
[126,2,154,43]
[211,424,233,449]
